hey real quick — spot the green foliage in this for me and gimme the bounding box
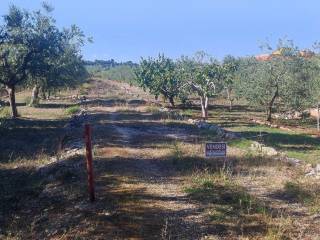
[65,105,80,115]
[236,40,317,121]
[135,54,182,107]
[176,51,224,118]
[0,4,88,117]
[221,55,240,109]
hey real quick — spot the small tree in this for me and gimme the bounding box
[221,55,240,111]
[237,39,318,122]
[0,4,88,116]
[0,5,58,116]
[135,54,181,107]
[238,40,302,121]
[282,56,317,113]
[29,25,89,106]
[177,52,223,119]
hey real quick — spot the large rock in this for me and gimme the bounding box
[191,119,240,139]
[305,164,320,177]
[285,157,301,166]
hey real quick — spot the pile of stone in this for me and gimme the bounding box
[37,110,87,175]
[188,119,240,140]
[249,141,278,156]
[274,110,310,120]
[283,157,302,166]
[156,107,185,120]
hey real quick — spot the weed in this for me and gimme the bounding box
[171,141,183,164]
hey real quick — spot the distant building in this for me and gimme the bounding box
[255,49,315,61]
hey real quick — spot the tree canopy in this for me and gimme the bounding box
[0,4,88,116]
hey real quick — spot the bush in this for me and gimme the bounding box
[65,105,81,115]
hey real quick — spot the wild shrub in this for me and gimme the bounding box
[65,105,81,115]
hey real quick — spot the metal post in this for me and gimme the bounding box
[84,124,95,202]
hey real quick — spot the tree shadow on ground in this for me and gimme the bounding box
[240,131,320,152]
[36,102,76,109]
[0,117,68,162]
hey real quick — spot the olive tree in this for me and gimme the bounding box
[237,55,293,121]
[0,4,88,116]
[135,54,181,107]
[29,25,89,106]
[177,52,223,119]
[221,55,240,111]
[237,40,316,122]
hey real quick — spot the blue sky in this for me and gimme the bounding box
[1,0,319,62]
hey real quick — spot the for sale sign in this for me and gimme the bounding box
[205,142,227,157]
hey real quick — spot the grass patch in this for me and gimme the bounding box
[184,169,294,238]
[228,138,254,149]
[229,124,320,164]
[0,107,11,119]
[282,181,320,214]
[65,105,80,115]
[181,109,194,118]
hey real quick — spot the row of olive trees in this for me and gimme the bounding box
[237,41,320,122]
[135,51,240,118]
[135,41,320,122]
[0,3,89,118]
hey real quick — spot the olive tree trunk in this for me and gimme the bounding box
[6,86,18,118]
[168,96,175,107]
[226,88,233,111]
[266,86,279,122]
[29,84,40,106]
[200,95,208,119]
